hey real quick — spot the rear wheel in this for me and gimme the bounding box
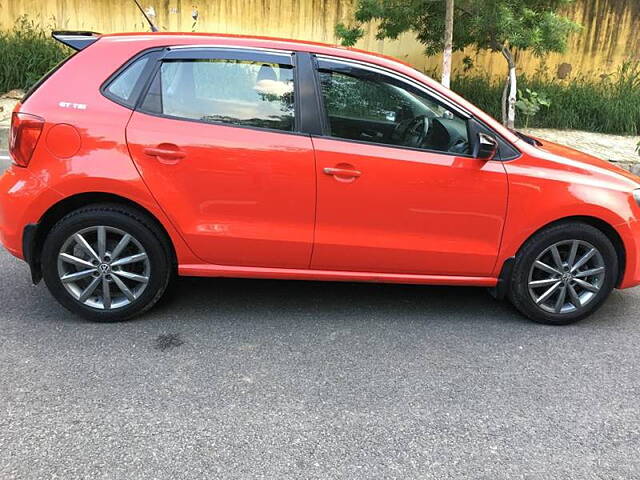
[509,222,618,325]
[42,204,173,322]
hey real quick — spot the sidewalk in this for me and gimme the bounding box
[521,128,640,173]
[0,91,21,150]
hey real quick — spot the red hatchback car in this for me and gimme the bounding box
[1,31,639,324]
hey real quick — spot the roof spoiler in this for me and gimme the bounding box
[52,31,101,51]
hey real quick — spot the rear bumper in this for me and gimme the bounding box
[0,164,61,261]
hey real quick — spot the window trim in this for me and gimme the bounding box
[131,108,313,138]
[167,44,294,56]
[134,46,301,135]
[163,46,294,65]
[312,130,479,159]
[313,54,521,161]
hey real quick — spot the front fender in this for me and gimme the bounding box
[494,153,639,287]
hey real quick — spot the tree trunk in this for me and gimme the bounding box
[501,76,509,125]
[500,47,517,129]
[441,0,454,89]
[507,64,517,129]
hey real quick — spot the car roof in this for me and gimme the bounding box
[99,32,415,68]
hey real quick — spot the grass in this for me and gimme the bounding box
[0,16,71,94]
[450,61,640,135]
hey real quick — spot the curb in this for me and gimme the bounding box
[0,126,8,151]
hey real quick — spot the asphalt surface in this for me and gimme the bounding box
[1,158,640,479]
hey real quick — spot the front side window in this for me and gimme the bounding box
[141,59,295,132]
[319,68,470,154]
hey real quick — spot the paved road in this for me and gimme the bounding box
[1,159,640,479]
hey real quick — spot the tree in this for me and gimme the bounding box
[336,0,580,128]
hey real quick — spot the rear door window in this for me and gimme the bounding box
[141,58,296,132]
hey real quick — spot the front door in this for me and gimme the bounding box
[310,59,508,276]
[126,48,316,269]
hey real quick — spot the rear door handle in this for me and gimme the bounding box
[323,167,362,177]
[143,146,186,161]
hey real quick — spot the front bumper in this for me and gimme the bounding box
[617,218,640,289]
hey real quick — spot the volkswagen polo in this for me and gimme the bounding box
[1,31,639,324]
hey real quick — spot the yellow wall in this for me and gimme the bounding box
[1,0,638,79]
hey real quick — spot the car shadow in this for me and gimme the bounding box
[152,275,525,327]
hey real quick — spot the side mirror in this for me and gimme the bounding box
[473,133,498,160]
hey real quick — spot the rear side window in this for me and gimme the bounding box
[103,55,150,107]
[140,59,295,132]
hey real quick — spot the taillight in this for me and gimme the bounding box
[9,112,45,167]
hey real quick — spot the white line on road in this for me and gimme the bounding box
[0,156,10,160]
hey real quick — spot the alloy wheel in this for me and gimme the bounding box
[57,226,151,310]
[527,239,606,314]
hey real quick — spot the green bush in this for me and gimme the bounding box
[0,16,72,93]
[450,61,640,135]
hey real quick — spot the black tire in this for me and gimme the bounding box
[508,222,618,325]
[41,203,173,322]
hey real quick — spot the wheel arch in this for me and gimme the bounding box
[25,192,178,284]
[500,215,626,291]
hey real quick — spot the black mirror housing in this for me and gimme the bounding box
[474,133,499,160]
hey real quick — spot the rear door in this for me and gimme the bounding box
[125,48,316,269]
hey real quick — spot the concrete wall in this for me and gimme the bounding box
[1,0,638,79]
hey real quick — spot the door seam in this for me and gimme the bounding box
[308,135,319,269]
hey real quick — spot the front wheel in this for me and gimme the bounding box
[509,222,618,325]
[42,204,173,322]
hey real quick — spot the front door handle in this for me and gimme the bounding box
[323,167,362,178]
[143,144,186,163]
